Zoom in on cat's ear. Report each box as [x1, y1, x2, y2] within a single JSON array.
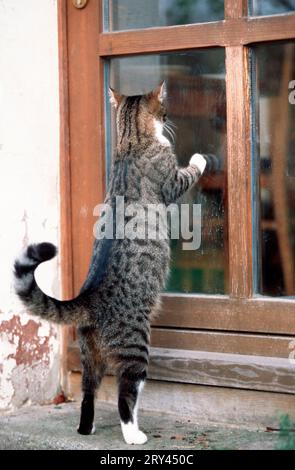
[[108, 87, 123, 109], [151, 81, 167, 103]]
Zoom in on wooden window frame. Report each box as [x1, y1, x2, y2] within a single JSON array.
[[58, 0, 295, 392]]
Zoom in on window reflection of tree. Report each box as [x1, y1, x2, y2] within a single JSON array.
[[165, 0, 223, 25], [165, 51, 227, 295], [257, 42, 295, 296], [252, 0, 295, 15]]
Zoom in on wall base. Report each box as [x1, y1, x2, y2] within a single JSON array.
[[69, 372, 295, 430]]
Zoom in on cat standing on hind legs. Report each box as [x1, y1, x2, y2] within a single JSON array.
[[14, 82, 207, 445]]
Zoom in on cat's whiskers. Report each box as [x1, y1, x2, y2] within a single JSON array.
[[166, 118, 177, 129], [164, 127, 175, 144], [164, 122, 176, 144], [165, 118, 177, 136]]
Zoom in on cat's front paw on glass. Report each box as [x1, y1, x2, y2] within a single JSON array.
[[189, 153, 207, 174]]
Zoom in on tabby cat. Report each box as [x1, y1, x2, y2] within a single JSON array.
[[14, 82, 206, 445]]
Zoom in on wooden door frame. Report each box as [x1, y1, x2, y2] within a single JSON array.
[[58, 0, 295, 394], [58, 0, 106, 389]]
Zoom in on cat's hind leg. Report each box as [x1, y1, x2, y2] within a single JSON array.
[[77, 329, 105, 435], [117, 365, 147, 445], [77, 361, 105, 435]]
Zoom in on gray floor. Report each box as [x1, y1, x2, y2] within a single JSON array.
[[0, 401, 289, 450]]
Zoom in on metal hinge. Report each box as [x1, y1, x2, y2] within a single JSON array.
[[73, 0, 88, 9]]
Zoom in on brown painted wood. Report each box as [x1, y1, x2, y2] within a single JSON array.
[[67, 341, 81, 372], [98, 15, 295, 57], [156, 294, 295, 334], [59, 0, 74, 301], [67, 0, 105, 294], [226, 46, 252, 298], [58, 0, 73, 392], [148, 348, 295, 394], [100, 21, 228, 56], [224, 0, 248, 19], [151, 328, 293, 357], [67, 344, 295, 394]]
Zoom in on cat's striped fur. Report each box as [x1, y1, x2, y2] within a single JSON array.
[[14, 83, 206, 444]]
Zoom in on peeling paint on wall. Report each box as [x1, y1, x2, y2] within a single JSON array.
[[0, 315, 60, 410], [0, 316, 51, 367]]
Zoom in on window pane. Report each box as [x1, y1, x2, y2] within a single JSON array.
[[254, 42, 295, 296], [106, 50, 227, 294], [250, 0, 295, 16], [104, 0, 224, 31]]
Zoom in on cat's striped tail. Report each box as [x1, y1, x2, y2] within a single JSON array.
[[14, 243, 92, 325]]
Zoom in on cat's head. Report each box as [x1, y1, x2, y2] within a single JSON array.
[[109, 82, 170, 148]]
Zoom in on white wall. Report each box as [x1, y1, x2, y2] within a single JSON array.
[[0, 0, 61, 410]]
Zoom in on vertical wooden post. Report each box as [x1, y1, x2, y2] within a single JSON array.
[[225, 1, 253, 299], [66, 0, 105, 294], [58, 0, 73, 394], [58, 0, 105, 390], [224, 0, 248, 19]]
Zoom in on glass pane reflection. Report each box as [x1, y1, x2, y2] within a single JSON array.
[[254, 42, 295, 296], [107, 50, 227, 294], [104, 0, 224, 31], [251, 0, 295, 16]]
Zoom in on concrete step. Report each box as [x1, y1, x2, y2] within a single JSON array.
[[0, 401, 287, 450]]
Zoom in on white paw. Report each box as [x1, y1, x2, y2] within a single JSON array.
[[190, 153, 207, 174], [124, 430, 148, 445], [121, 421, 148, 445]]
